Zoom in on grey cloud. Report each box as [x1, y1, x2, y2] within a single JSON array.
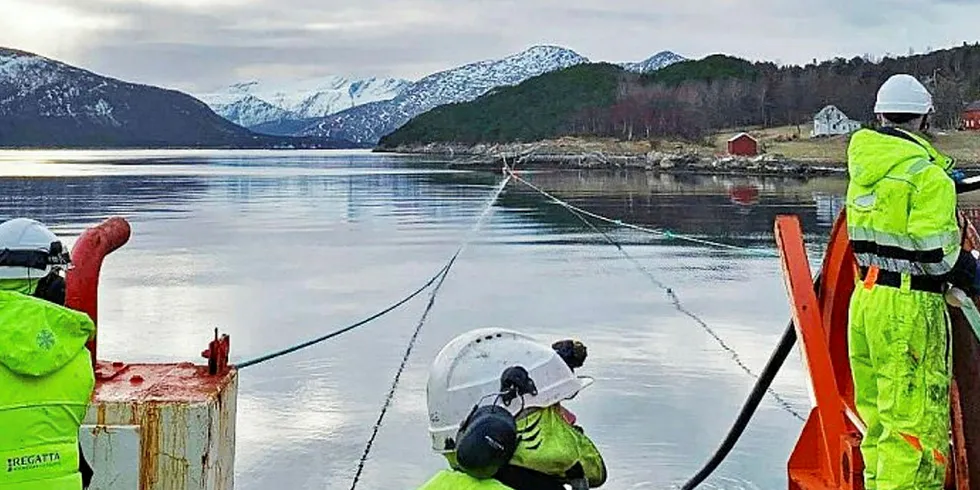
[[57, 0, 510, 90], [81, 30, 506, 93], [558, 6, 674, 25], [6, 0, 980, 93]]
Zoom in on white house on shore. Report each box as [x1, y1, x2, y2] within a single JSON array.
[[811, 105, 863, 137]]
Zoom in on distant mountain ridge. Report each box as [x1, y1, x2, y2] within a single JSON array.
[[199, 76, 412, 130], [620, 51, 688, 73], [0, 44, 683, 149], [292, 46, 686, 145], [0, 47, 356, 148]]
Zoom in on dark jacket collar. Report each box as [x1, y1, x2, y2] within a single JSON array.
[[494, 465, 567, 490]]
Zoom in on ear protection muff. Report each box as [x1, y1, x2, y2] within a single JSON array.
[[454, 365, 538, 480], [455, 404, 518, 479], [33, 270, 66, 306]]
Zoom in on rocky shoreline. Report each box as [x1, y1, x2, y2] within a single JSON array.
[[375, 141, 847, 176]]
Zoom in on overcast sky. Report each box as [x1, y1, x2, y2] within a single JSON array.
[[3, 0, 979, 94]]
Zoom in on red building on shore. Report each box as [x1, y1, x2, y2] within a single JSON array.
[[727, 133, 759, 156], [962, 101, 980, 130]]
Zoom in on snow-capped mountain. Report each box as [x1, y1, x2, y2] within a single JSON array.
[[621, 51, 687, 73], [206, 93, 298, 128], [0, 48, 355, 148], [198, 76, 411, 128], [298, 45, 591, 144]]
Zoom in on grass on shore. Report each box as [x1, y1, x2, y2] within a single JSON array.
[[533, 124, 980, 165], [718, 124, 848, 162], [708, 124, 980, 164]]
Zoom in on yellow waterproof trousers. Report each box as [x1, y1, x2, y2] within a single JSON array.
[[849, 273, 951, 490]]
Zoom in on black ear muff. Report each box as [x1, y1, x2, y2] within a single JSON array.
[[454, 364, 539, 480], [33, 272, 66, 306], [455, 404, 518, 480]]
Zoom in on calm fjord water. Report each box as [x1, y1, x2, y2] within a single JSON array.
[[0, 150, 848, 490]]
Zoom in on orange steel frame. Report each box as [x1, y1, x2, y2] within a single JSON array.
[[775, 211, 975, 490], [775, 213, 864, 490]]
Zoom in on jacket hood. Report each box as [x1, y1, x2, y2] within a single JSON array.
[[0, 290, 95, 376], [847, 128, 935, 186]]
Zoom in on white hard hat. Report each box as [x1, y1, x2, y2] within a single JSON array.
[[0, 218, 68, 279], [426, 328, 594, 453], [874, 74, 934, 115]]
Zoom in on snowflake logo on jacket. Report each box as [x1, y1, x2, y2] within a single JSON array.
[[36, 329, 55, 350]]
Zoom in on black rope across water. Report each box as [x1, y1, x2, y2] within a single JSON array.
[[234, 264, 451, 369], [234, 176, 511, 371], [348, 254, 456, 490], [667, 293, 805, 421], [349, 175, 511, 490], [506, 169, 805, 422]]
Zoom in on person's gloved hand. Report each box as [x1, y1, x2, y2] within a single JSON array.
[[552, 340, 587, 370], [950, 249, 980, 297], [951, 169, 967, 183]]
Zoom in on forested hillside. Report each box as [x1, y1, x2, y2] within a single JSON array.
[[378, 63, 622, 145], [379, 43, 980, 147]]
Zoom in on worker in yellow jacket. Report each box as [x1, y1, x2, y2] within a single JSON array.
[[0, 218, 96, 489], [846, 74, 980, 490], [417, 328, 607, 490]]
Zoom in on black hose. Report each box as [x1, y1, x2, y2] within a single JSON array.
[[678, 319, 797, 490], [679, 273, 821, 490]]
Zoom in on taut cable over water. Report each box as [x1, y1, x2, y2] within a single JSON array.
[[504, 168, 805, 421], [233, 266, 451, 369], [349, 175, 512, 490]]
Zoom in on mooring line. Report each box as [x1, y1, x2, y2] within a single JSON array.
[[505, 169, 779, 257], [349, 175, 511, 490], [506, 168, 805, 421], [234, 264, 450, 369], [235, 176, 511, 371]]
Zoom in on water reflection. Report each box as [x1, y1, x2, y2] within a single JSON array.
[[0, 175, 209, 234], [0, 152, 854, 490], [813, 192, 846, 228], [490, 170, 846, 251]]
